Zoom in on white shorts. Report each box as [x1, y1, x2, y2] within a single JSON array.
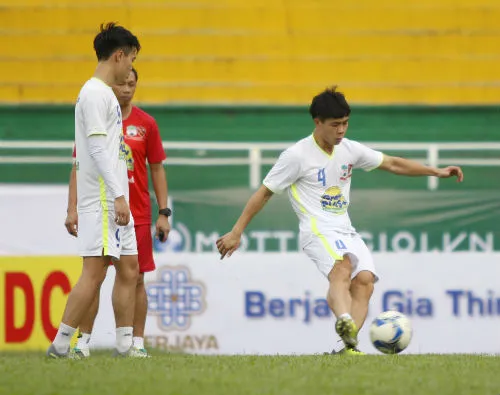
[[77, 207, 138, 260], [302, 231, 378, 281]]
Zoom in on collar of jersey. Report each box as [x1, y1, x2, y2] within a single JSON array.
[[91, 77, 111, 89], [311, 133, 335, 159]]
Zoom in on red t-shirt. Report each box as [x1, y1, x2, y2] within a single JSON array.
[[73, 106, 166, 225]]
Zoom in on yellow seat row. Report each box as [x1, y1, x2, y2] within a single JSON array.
[[1, 78, 497, 105], [2, 0, 500, 7], [0, 0, 499, 104], [2, 57, 498, 83], [2, 4, 500, 33], [3, 32, 499, 59]]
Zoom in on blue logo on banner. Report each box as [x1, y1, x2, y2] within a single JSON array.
[[146, 266, 206, 331]]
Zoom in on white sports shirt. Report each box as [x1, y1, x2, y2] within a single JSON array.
[[74, 77, 130, 213], [263, 135, 384, 243]]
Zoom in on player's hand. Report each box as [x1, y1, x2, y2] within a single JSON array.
[[64, 209, 78, 237], [436, 166, 464, 182], [114, 196, 130, 226], [156, 215, 171, 242], [216, 231, 241, 260]]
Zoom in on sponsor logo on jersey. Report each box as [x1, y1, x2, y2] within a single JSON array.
[[119, 135, 134, 171], [320, 186, 349, 214]]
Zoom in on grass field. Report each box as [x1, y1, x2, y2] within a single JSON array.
[[1, 352, 499, 395]]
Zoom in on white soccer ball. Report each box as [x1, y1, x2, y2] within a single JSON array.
[[369, 311, 412, 354]]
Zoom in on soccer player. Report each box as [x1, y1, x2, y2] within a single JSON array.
[[47, 23, 141, 358], [216, 87, 464, 354], [66, 68, 170, 357]]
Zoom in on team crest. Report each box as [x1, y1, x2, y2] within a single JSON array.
[[126, 125, 146, 140], [340, 164, 353, 181]]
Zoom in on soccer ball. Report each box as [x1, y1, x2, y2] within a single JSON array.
[[369, 311, 412, 354]]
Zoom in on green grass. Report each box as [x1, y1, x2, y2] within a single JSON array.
[[1, 352, 500, 395]]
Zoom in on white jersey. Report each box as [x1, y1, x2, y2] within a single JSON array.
[[75, 77, 130, 213], [263, 135, 383, 245]]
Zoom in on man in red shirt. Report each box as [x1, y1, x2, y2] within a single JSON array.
[[65, 68, 170, 357]]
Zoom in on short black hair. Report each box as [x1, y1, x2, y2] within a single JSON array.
[[309, 86, 351, 121], [93, 22, 141, 61], [131, 67, 138, 82]]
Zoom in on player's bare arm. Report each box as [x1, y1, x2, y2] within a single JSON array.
[[150, 162, 170, 242], [216, 185, 274, 259], [64, 163, 78, 237], [378, 155, 464, 182]]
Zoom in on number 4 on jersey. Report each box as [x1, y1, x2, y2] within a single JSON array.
[[335, 240, 347, 250], [318, 168, 326, 186]]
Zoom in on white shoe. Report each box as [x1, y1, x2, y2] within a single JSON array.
[[113, 346, 150, 358], [70, 347, 90, 359], [47, 344, 69, 359], [130, 347, 151, 358]]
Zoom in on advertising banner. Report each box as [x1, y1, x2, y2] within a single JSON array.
[[160, 188, 500, 253], [1, 186, 498, 256], [0, 186, 78, 255], [88, 253, 500, 355], [0, 256, 81, 351], [2, 253, 499, 354]]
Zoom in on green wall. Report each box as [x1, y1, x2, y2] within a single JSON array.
[[1, 106, 499, 187], [2, 105, 500, 142]]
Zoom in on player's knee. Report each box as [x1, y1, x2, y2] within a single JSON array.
[[136, 273, 145, 287], [83, 276, 105, 293], [117, 258, 139, 283], [351, 271, 375, 295], [81, 264, 107, 288], [353, 270, 375, 286], [126, 264, 139, 283], [90, 271, 107, 285], [328, 256, 352, 285]]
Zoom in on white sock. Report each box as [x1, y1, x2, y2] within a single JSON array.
[[76, 332, 91, 350], [52, 323, 76, 354], [116, 327, 133, 353], [133, 336, 144, 350], [339, 313, 353, 321]]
